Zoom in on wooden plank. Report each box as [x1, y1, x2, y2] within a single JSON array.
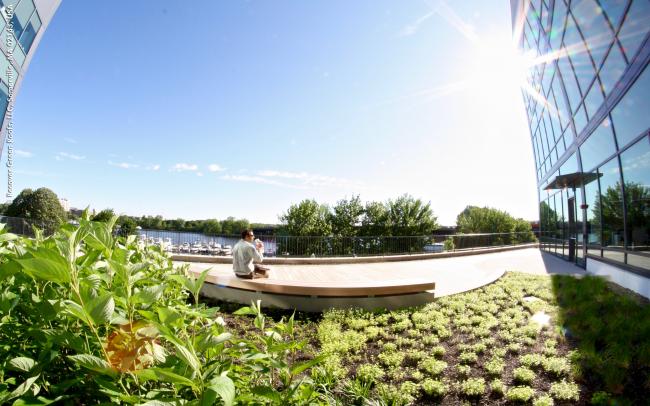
[[193, 269, 435, 297]]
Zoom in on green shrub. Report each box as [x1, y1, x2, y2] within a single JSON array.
[[422, 335, 440, 345], [506, 386, 535, 402], [513, 366, 536, 384], [421, 378, 447, 397], [519, 353, 544, 368], [533, 395, 555, 406], [590, 391, 611, 405], [400, 381, 420, 399], [378, 350, 404, 368], [443, 237, 455, 251], [549, 380, 580, 401], [356, 364, 385, 384], [490, 379, 505, 397], [456, 364, 471, 377], [382, 342, 397, 352], [406, 349, 426, 362], [542, 357, 571, 377], [375, 383, 415, 406], [484, 357, 505, 376], [421, 358, 447, 376], [430, 345, 446, 357], [459, 351, 478, 364], [460, 377, 486, 397]]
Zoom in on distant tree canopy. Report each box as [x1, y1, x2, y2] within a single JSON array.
[[279, 194, 439, 237], [592, 181, 649, 245], [5, 188, 67, 232], [92, 208, 115, 223], [456, 205, 535, 242]]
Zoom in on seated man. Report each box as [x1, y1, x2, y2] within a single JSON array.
[[232, 229, 269, 279]]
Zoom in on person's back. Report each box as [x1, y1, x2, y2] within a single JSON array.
[[232, 229, 268, 279]]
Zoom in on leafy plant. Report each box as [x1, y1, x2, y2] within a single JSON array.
[[356, 364, 385, 384], [421, 378, 447, 397], [533, 394, 555, 406], [549, 380, 580, 401], [490, 378, 505, 397], [506, 386, 535, 402], [460, 377, 485, 397], [513, 366, 536, 384], [420, 358, 447, 376]]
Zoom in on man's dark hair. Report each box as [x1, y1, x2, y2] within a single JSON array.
[[241, 229, 253, 239]]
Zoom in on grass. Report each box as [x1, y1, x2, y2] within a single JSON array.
[[212, 271, 649, 405]]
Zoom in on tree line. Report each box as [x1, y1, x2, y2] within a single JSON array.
[[1, 188, 535, 241]]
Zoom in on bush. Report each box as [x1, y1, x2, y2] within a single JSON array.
[[484, 357, 505, 376], [421, 358, 447, 376], [0, 218, 323, 404], [356, 364, 385, 384], [421, 379, 447, 397], [590, 391, 611, 405], [460, 377, 486, 397], [542, 357, 571, 377], [506, 386, 535, 402], [549, 380, 580, 401], [490, 379, 505, 397], [459, 351, 478, 364], [533, 395, 555, 406], [513, 366, 536, 384]]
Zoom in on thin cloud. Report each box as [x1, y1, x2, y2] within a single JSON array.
[[399, 11, 435, 37], [257, 169, 364, 189], [220, 174, 302, 189], [64, 137, 77, 144], [56, 152, 85, 161], [146, 164, 161, 171], [208, 164, 225, 172], [15, 149, 33, 158], [170, 163, 198, 172], [108, 160, 139, 169]]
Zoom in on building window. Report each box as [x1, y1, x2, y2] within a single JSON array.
[[599, 42, 627, 95], [596, 157, 625, 263], [617, 0, 650, 62], [620, 137, 650, 268], [580, 116, 617, 172], [610, 65, 650, 149]]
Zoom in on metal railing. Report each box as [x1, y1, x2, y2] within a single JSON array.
[[1, 217, 538, 258], [137, 229, 538, 257]]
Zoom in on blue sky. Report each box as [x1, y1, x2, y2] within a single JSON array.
[[4, 0, 537, 225]]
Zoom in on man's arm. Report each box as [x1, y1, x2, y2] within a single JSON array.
[[249, 244, 263, 263]]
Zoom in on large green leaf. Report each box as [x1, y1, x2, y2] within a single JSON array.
[[151, 368, 197, 389], [290, 355, 325, 376], [86, 294, 115, 325], [0, 232, 18, 243], [251, 386, 281, 403], [0, 260, 21, 280], [67, 354, 117, 377], [63, 300, 91, 325], [8, 374, 40, 400], [132, 285, 165, 305], [16, 256, 70, 285], [208, 375, 235, 406], [173, 343, 201, 376], [8, 357, 36, 373]]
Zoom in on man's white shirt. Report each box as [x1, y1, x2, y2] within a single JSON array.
[[232, 239, 264, 275]]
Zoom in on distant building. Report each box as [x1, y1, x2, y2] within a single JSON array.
[[58, 197, 69, 211], [511, 0, 649, 296], [0, 0, 62, 157]]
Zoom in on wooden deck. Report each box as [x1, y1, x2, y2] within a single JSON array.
[[191, 267, 435, 297]]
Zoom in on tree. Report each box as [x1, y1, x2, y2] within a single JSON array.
[[92, 208, 115, 223], [279, 199, 332, 236], [592, 181, 649, 246], [329, 195, 364, 237], [202, 219, 222, 235], [221, 217, 249, 235], [457, 205, 535, 245], [117, 216, 137, 237], [5, 187, 66, 233], [386, 194, 438, 236], [359, 201, 390, 236]]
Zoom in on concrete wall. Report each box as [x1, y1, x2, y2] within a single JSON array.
[[586, 257, 650, 299]]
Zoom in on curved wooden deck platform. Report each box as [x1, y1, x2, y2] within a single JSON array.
[[190, 267, 436, 312]]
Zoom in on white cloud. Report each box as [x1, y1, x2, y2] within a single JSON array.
[[108, 160, 139, 169], [171, 163, 198, 172], [220, 174, 302, 189], [15, 149, 33, 158], [64, 137, 77, 144], [56, 152, 85, 161], [146, 164, 161, 171], [208, 164, 225, 172], [257, 169, 364, 189], [197, 172, 204, 177]]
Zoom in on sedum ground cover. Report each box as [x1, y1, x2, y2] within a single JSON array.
[[307, 272, 650, 405], [1, 218, 648, 404]]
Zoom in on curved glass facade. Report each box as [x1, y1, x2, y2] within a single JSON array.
[[0, 0, 60, 156], [512, 0, 650, 274]]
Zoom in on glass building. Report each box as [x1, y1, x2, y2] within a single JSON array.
[[0, 0, 60, 156], [511, 0, 650, 294]]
